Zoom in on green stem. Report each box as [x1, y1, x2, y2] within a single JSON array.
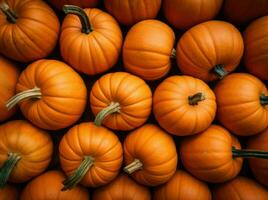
[[260, 94, 268, 105], [188, 92, 206, 105], [214, 64, 228, 79], [232, 147, 268, 159], [0, 3, 17, 23], [94, 102, 120, 126], [124, 159, 143, 174], [170, 48, 176, 59]]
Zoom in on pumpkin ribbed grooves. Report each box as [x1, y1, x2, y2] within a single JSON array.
[[124, 159, 143, 174], [214, 64, 228, 79], [232, 147, 268, 159], [94, 102, 121, 126], [188, 92, 206, 105], [0, 3, 17, 23], [260, 94, 268, 105]]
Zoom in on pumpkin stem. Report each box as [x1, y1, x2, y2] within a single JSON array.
[[260, 94, 268, 105], [214, 64, 228, 79], [170, 48, 176, 59], [5, 87, 41, 110], [63, 5, 92, 34], [124, 159, 143, 174], [188, 92, 206, 105], [0, 3, 17, 24], [62, 156, 94, 191], [94, 102, 121, 126], [232, 147, 268, 159], [0, 153, 21, 188]]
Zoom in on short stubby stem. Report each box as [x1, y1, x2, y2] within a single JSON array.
[[94, 102, 121, 126], [0, 3, 17, 24], [124, 159, 143, 174], [260, 94, 268, 106], [214, 64, 228, 79], [232, 147, 268, 159], [188, 92, 206, 105], [170, 48, 176, 59]]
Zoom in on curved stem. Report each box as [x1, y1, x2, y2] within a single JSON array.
[[260, 94, 268, 105], [62, 156, 94, 191], [0, 3, 17, 23], [63, 5, 92, 34], [94, 102, 120, 126], [124, 159, 143, 174], [232, 147, 268, 159], [188, 92, 206, 105], [214, 64, 228, 79], [170, 48, 176, 59]]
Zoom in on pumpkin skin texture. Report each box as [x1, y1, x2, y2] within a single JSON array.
[[0, 56, 19, 122], [180, 125, 243, 183], [153, 75, 216, 136], [163, 0, 223, 30], [51, 0, 98, 10], [123, 20, 175, 80], [123, 124, 178, 186], [214, 73, 268, 136], [90, 72, 152, 131], [92, 174, 151, 200], [20, 171, 89, 200], [104, 0, 161, 26], [0, 0, 60, 62], [0, 184, 19, 200], [176, 20, 244, 82], [153, 170, 211, 200]]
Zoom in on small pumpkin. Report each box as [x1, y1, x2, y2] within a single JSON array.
[[214, 73, 268, 136], [0, 184, 19, 200], [60, 5, 122, 75], [176, 20, 244, 82], [123, 124, 177, 186], [0, 0, 60, 62], [5, 59, 87, 130], [123, 19, 175, 80], [51, 0, 98, 10], [59, 122, 123, 189], [90, 72, 152, 131], [153, 75, 216, 136], [0, 120, 53, 187], [93, 174, 151, 200]]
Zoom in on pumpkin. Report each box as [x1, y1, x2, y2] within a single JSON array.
[[153, 75, 216, 136], [5, 59, 87, 130], [123, 19, 175, 80], [163, 0, 223, 30], [0, 120, 53, 187], [123, 124, 177, 186], [214, 73, 268, 136], [0, 56, 19, 122], [60, 5, 122, 75], [153, 170, 211, 200], [20, 171, 89, 200], [50, 0, 98, 10], [0, 0, 60, 62], [104, 0, 161, 26], [90, 72, 152, 131], [93, 174, 151, 200], [244, 16, 268, 80], [59, 122, 123, 189], [0, 184, 19, 200], [176, 20, 244, 82]]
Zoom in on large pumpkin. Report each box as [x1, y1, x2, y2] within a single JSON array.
[[214, 73, 268, 136], [0, 120, 53, 187], [59, 122, 123, 189], [123, 124, 177, 186], [60, 5, 122, 75], [123, 20, 175, 80], [176, 20, 244, 82], [5, 59, 87, 130], [50, 0, 98, 10], [0, 184, 19, 200], [153, 75, 216, 136], [104, 0, 161, 26], [90, 72, 152, 131], [0, 0, 60, 62]]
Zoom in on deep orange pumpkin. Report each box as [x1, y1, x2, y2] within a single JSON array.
[[0, 184, 19, 200], [51, 0, 98, 10]]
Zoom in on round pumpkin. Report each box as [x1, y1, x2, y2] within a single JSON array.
[[60, 5, 122, 75], [5, 59, 87, 130], [0, 56, 19, 122], [0, 120, 53, 186], [104, 0, 161, 26], [163, 0, 223, 30], [90, 72, 152, 131], [0, 184, 19, 200], [176, 20, 244, 82], [153, 75, 216, 136], [123, 124, 177, 186], [59, 122, 123, 189], [0, 0, 60, 62], [123, 19, 175, 80], [153, 170, 211, 200], [214, 73, 268, 136], [20, 171, 89, 200], [51, 0, 98, 10], [93, 174, 151, 200]]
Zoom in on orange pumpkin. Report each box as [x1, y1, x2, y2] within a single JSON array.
[[123, 20, 175, 80], [59, 122, 123, 189], [0, 56, 19, 122], [0, 120, 53, 186], [51, 0, 98, 10], [153, 75, 216, 136], [90, 72, 152, 131], [93, 174, 151, 200], [214, 73, 268, 136], [104, 0, 161, 26], [153, 170, 211, 200], [20, 171, 89, 200], [60, 5, 122, 75], [0, 0, 60, 62], [176, 20, 244, 82], [163, 0, 223, 30], [124, 124, 177, 186], [0, 184, 19, 200], [5, 59, 87, 130]]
